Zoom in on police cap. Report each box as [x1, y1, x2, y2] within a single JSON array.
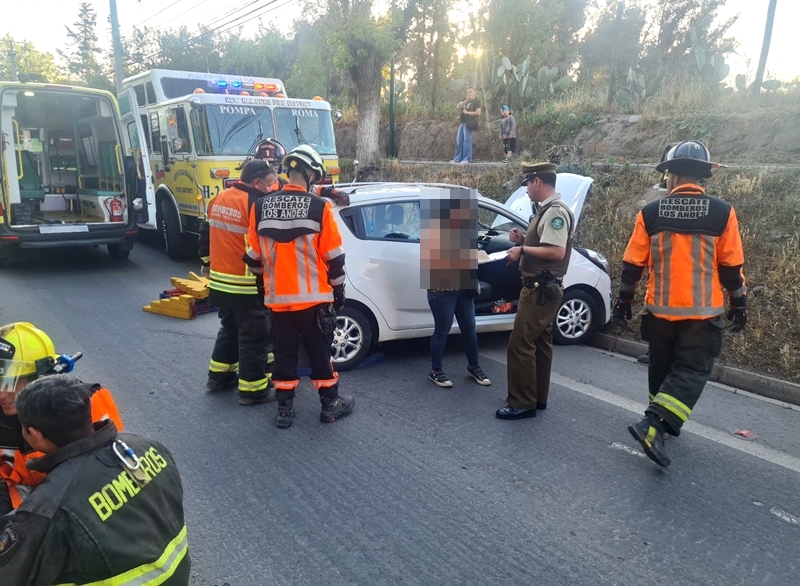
[[520, 162, 558, 186], [240, 159, 274, 183]]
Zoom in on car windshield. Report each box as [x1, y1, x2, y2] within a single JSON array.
[[479, 205, 523, 232], [274, 107, 337, 155], [191, 105, 276, 156]]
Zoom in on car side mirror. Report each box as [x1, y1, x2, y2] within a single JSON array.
[[334, 110, 342, 122]]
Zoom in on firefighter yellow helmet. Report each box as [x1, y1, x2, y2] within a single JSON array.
[[0, 322, 59, 394]]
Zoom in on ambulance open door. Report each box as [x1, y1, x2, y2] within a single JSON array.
[[119, 88, 157, 229]]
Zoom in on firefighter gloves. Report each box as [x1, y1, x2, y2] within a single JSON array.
[[612, 292, 635, 327], [333, 284, 346, 311], [320, 186, 350, 207], [727, 295, 748, 333]]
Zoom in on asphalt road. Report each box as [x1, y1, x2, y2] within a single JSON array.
[[2, 239, 799, 586]]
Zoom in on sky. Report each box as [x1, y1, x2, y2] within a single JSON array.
[[1, 0, 797, 81]]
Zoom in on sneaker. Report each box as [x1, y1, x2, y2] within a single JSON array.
[[206, 374, 237, 392], [628, 417, 671, 468], [320, 395, 355, 423], [451, 159, 460, 163], [276, 400, 295, 428], [460, 160, 470, 164], [238, 386, 276, 406], [428, 370, 453, 388], [503, 158, 509, 164], [466, 366, 491, 386]]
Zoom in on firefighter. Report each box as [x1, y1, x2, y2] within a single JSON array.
[[497, 162, 574, 420], [0, 322, 123, 516], [613, 140, 747, 468], [0, 375, 190, 584], [243, 145, 354, 429], [199, 159, 278, 405]]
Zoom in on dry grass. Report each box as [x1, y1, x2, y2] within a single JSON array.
[[354, 161, 800, 383]]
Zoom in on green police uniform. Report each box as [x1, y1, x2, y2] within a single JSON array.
[[0, 420, 190, 586], [507, 163, 574, 411]]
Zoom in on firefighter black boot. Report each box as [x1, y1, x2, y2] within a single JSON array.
[[320, 395, 355, 423], [276, 399, 295, 429], [206, 373, 237, 392], [628, 415, 671, 468]]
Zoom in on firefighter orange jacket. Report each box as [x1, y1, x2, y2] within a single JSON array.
[[620, 183, 746, 321], [244, 184, 346, 312], [0, 385, 123, 510]]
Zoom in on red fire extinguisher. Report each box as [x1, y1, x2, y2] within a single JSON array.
[[104, 196, 124, 223]]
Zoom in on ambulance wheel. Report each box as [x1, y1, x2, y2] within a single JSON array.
[[159, 199, 189, 259], [331, 306, 373, 371], [107, 243, 130, 260]]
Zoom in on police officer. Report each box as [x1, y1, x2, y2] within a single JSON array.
[[613, 140, 747, 468], [0, 375, 189, 584], [497, 162, 574, 420], [199, 159, 278, 405], [244, 145, 354, 429], [0, 322, 123, 515]]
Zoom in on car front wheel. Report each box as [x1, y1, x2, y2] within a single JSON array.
[[553, 289, 599, 345], [331, 306, 373, 371]]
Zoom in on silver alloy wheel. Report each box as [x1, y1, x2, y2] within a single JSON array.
[[556, 297, 592, 341], [332, 315, 365, 363]]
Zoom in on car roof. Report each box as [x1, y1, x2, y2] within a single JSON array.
[[332, 182, 503, 206]]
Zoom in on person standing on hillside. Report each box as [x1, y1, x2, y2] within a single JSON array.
[[612, 140, 747, 468], [452, 87, 481, 164], [499, 105, 516, 163]]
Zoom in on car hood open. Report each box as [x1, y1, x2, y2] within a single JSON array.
[[502, 173, 594, 224]]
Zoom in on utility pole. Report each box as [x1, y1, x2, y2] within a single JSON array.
[[109, 0, 125, 92], [606, 1, 624, 107], [8, 40, 18, 79], [388, 0, 396, 159], [753, 0, 778, 96]]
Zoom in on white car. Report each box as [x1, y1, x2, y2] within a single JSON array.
[[328, 175, 612, 370]]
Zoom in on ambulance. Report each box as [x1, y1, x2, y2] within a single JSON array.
[[0, 82, 142, 266], [119, 69, 341, 258]]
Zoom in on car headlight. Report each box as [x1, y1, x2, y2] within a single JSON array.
[[575, 247, 611, 275]]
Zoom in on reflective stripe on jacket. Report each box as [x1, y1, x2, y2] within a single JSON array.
[[244, 184, 346, 312], [0, 385, 123, 510], [205, 185, 259, 297], [621, 184, 746, 321], [1, 421, 190, 585]]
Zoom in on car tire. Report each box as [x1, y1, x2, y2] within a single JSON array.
[[0, 245, 19, 268], [553, 289, 599, 345], [159, 198, 189, 259], [107, 243, 130, 260], [331, 306, 373, 371]]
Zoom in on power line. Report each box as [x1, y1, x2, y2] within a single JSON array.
[[124, 0, 189, 33]]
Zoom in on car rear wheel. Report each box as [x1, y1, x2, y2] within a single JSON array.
[[331, 306, 373, 371], [553, 289, 598, 345]]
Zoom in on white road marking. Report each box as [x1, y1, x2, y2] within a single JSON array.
[[770, 507, 800, 526], [479, 346, 800, 475], [610, 442, 646, 458]]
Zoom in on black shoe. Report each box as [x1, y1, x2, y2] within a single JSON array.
[[495, 406, 537, 420], [276, 401, 295, 429], [428, 370, 453, 388], [637, 354, 650, 365], [320, 395, 355, 423], [536, 402, 546, 410], [467, 366, 491, 386], [239, 386, 276, 406], [206, 374, 237, 392], [628, 417, 671, 468]]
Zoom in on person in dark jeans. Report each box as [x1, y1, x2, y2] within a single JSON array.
[[427, 289, 490, 387]]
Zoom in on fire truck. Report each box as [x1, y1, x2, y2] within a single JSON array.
[[119, 69, 341, 258]]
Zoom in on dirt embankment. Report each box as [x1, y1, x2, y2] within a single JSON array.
[[335, 112, 800, 164]]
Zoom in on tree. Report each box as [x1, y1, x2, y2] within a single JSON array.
[[327, 0, 394, 164], [58, 2, 108, 88], [752, 0, 778, 95], [156, 26, 222, 73], [579, 3, 647, 85], [119, 26, 161, 76], [221, 25, 291, 78], [0, 36, 61, 82]]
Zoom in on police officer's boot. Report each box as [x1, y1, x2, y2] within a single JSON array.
[[628, 414, 671, 468], [320, 395, 355, 423], [276, 398, 295, 429]]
